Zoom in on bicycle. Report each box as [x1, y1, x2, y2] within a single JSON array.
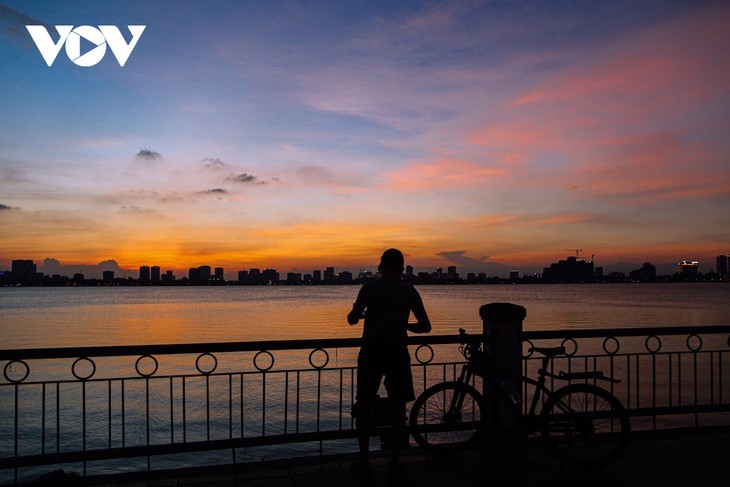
[[409, 329, 630, 468]]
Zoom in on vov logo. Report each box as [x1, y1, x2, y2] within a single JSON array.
[[26, 25, 146, 67]]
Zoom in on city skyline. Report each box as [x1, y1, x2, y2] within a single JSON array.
[[3, 252, 728, 282], [1, 1, 729, 274]]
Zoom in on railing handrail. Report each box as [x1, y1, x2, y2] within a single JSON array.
[[2, 325, 728, 361], [523, 325, 730, 340]]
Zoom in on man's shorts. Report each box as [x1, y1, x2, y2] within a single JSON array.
[[356, 341, 415, 405]]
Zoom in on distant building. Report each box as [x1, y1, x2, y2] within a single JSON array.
[[188, 267, 201, 283], [313, 270, 322, 282], [139, 265, 150, 282], [214, 267, 224, 280], [542, 256, 595, 282], [678, 261, 699, 275], [447, 266, 457, 281], [286, 272, 302, 284], [406, 265, 414, 278], [198, 266, 212, 282], [151, 266, 161, 282], [717, 255, 729, 276], [162, 270, 175, 282], [324, 267, 335, 283], [629, 262, 656, 282], [103, 270, 115, 282], [238, 270, 249, 284], [262, 268, 279, 284], [11, 259, 36, 282], [338, 271, 353, 283]]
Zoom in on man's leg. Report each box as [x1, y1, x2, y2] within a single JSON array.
[[390, 401, 406, 466], [356, 402, 372, 464]]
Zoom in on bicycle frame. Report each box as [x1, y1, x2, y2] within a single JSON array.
[[453, 337, 617, 433]]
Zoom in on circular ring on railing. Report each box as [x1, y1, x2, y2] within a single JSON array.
[[3, 359, 30, 384], [686, 334, 703, 352], [135, 354, 159, 377], [524, 339, 535, 358], [560, 338, 578, 357], [645, 335, 662, 354], [72, 357, 96, 381], [415, 344, 434, 364], [253, 350, 274, 372], [308, 348, 329, 369], [195, 352, 218, 375], [602, 336, 620, 355]]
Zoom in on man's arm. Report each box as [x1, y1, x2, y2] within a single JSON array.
[[406, 288, 431, 334], [347, 286, 367, 325]]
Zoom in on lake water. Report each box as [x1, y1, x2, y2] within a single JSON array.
[[1, 283, 729, 483], [2, 283, 729, 349]]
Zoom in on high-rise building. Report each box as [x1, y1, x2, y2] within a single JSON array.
[[542, 256, 595, 282], [238, 270, 249, 284], [11, 260, 36, 281], [324, 267, 335, 282], [717, 255, 729, 276], [447, 266, 457, 281], [678, 261, 699, 275], [103, 270, 115, 282], [151, 266, 161, 282], [262, 268, 279, 284], [139, 265, 150, 282], [198, 266, 211, 282], [405, 265, 413, 278], [189, 267, 201, 283], [313, 270, 322, 282], [214, 267, 224, 281]]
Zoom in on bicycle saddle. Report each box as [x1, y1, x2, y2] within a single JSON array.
[[528, 346, 565, 357]]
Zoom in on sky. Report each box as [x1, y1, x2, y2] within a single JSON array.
[[1, 0, 729, 278]]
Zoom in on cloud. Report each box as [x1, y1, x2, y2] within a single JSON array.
[[135, 149, 162, 161], [202, 157, 229, 169], [383, 158, 507, 191], [0, 203, 17, 210], [199, 188, 228, 194], [228, 173, 259, 184], [119, 205, 160, 216], [226, 173, 279, 186], [435, 250, 513, 275]]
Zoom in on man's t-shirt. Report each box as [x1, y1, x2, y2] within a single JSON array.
[[352, 278, 425, 342]]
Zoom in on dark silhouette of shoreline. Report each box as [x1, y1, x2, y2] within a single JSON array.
[[2, 254, 728, 287]]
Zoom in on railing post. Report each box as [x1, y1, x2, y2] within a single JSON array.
[[480, 302, 526, 441]]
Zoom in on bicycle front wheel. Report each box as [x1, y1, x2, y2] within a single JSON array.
[[540, 383, 630, 468], [409, 381, 486, 454]]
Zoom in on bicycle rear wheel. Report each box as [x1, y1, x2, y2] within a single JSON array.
[[540, 383, 630, 468], [409, 381, 486, 454]]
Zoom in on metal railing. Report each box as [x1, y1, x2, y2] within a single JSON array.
[[1, 325, 729, 484]]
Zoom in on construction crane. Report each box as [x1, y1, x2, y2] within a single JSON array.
[[563, 249, 583, 258]]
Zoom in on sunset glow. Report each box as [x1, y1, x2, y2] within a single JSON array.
[[1, 0, 728, 278]]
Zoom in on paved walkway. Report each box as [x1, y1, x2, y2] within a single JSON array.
[[39, 427, 730, 487]]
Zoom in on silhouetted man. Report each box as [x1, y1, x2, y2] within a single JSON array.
[[347, 248, 431, 479]]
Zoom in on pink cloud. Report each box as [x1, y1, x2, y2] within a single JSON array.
[[464, 4, 730, 203], [382, 158, 508, 191]]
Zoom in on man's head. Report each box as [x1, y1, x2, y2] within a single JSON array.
[[378, 248, 404, 278]]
